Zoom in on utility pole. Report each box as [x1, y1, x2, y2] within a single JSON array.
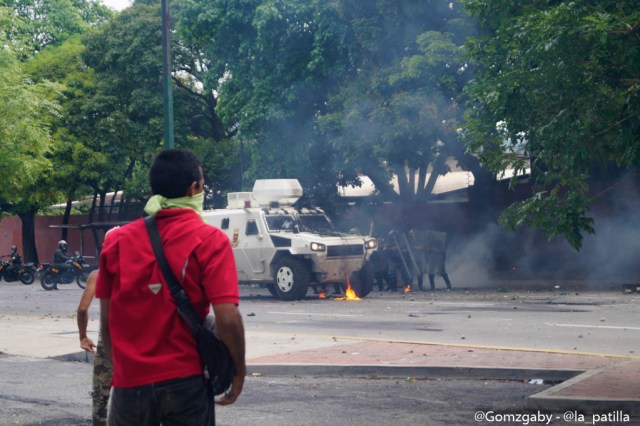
[[161, 0, 174, 148]]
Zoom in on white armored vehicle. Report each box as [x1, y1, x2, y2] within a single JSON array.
[[202, 179, 377, 300]]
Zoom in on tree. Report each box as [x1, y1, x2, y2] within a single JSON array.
[[24, 35, 106, 235], [0, 0, 112, 259], [174, 0, 355, 196], [0, 41, 59, 261], [318, 1, 475, 205], [1, 0, 111, 57], [175, 1, 479, 214], [462, 0, 640, 249], [79, 2, 235, 212]]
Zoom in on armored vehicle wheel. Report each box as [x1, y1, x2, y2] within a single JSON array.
[[274, 257, 310, 301], [40, 272, 57, 291], [344, 261, 375, 298]]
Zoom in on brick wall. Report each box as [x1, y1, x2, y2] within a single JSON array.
[[0, 215, 109, 265]]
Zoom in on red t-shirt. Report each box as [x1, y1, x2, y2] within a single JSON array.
[[96, 208, 239, 388]]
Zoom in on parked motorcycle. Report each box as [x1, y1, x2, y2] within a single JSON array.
[[40, 252, 89, 290], [0, 256, 36, 285]]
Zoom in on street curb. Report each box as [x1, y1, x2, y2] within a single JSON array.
[[51, 351, 94, 363], [246, 363, 582, 383]]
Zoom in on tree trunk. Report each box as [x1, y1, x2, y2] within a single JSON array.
[[464, 155, 500, 231], [408, 165, 416, 199], [396, 163, 412, 203], [62, 198, 73, 241], [424, 168, 439, 196], [89, 190, 98, 223], [108, 190, 119, 221], [416, 165, 427, 201], [18, 211, 38, 264], [98, 190, 107, 222], [364, 168, 397, 201]]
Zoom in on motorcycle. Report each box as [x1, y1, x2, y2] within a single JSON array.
[[40, 252, 90, 291], [0, 256, 36, 285]]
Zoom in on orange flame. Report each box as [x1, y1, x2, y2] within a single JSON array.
[[318, 289, 326, 299], [334, 275, 361, 301], [404, 284, 411, 294], [344, 282, 361, 300]]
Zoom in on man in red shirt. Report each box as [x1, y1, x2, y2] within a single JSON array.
[[96, 149, 246, 425]]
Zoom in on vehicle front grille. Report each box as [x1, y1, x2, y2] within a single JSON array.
[[327, 245, 363, 257]]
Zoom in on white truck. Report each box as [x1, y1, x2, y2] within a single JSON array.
[[202, 179, 377, 300]]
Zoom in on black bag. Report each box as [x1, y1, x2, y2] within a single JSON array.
[[145, 216, 235, 396], [198, 314, 235, 396]]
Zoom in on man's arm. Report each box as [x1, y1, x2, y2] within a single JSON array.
[[76, 270, 99, 353], [212, 303, 246, 405], [99, 298, 112, 363]]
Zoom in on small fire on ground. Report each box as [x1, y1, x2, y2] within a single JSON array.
[[333, 275, 361, 301], [404, 284, 411, 294]]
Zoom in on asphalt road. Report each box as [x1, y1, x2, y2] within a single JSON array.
[[239, 287, 639, 358], [0, 353, 548, 426], [2, 279, 637, 358]]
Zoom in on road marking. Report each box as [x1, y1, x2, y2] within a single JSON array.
[[545, 323, 640, 331], [268, 311, 363, 317]]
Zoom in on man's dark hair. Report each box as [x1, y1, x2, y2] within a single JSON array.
[[149, 149, 203, 198]]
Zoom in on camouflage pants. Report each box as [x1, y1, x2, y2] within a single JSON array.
[[93, 336, 113, 426]]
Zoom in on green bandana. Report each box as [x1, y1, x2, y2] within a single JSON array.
[[144, 191, 204, 217]]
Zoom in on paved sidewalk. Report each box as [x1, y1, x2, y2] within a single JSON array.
[[247, 339, 640, 416]]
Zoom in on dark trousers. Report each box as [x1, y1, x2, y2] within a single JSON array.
[[108, 375, 213, 426], [428, 273, 452, 289]]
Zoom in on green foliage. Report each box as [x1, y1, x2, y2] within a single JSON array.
[[463, 0, 640, 249], [0, 42, 58, 214], [76, 2, 172, 213], [175, 0, 476, 206], [319, 1, 474, 202], [1, 0, 112, 57], [24, 35, 110, 212], [175, 0, 356, 196], [0, 0, 116, 223]]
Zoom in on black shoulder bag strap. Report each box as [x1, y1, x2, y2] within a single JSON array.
[[144, 215, 201, 337]]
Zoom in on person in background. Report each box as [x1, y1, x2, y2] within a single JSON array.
[[369, 236, 390, 291], [9, 245, 21, 265], [97, 149, 246, 426], [54, 240, 73, 264], [77, 269, 112, 426], [425, 231, 452, 291], [409, 229, 428, 291]]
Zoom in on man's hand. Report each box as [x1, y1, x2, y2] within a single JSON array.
[[212, 303, 246, 406], [215, 369, 246, 405], [80, 336, 97, 353]]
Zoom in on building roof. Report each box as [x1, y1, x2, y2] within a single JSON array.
[[337, 171, 475, 198]]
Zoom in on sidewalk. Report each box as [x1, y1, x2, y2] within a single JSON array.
[[1, 315, 638, 418], [247, 339, 640, 416]]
